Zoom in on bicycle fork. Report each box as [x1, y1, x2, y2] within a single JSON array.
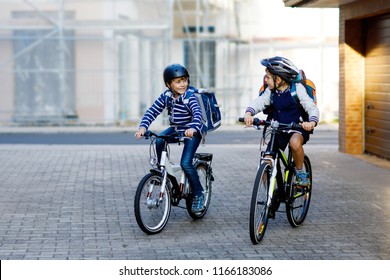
[[146, 150, 189, 208], [261, 156, 278, 208], [146, 150, 169, 209], [146, 174, 166, 209]]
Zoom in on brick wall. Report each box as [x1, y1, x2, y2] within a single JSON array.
[[339, 0, 390, 154], [339, 14, 364, 154], [339, 15, 364, 154]]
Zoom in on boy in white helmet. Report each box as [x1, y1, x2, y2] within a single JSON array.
[[243, 56, 319, 186]]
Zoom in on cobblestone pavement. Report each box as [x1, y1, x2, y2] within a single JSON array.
[[0, 137, 389, 260]]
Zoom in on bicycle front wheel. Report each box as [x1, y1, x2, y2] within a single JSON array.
[[286, 155, 312, 227], [134, 173, 171, 234], [186, 163, 212, 219], [249, 162, 271, 244]]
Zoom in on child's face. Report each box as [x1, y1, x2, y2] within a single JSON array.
[[264, 70, 275, 90], [264, 69, 283, 90], [169, 76, 189, 95]]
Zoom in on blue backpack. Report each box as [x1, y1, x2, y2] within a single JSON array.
[[192, 88, 221, 133], [166, 87, 221, 141]]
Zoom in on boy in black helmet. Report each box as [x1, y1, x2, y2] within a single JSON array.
[[243, 56, 319, 186], [135, 64, 205, 212]]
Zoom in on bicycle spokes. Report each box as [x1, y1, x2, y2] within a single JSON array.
[[256, 208, 267, 234], [286, 156, 312, 227], [145, 191, 166, 209], [134, 174, 171, 235], [250, 162, 271, 244]]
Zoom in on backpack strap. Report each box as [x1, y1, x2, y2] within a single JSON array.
[[165, 89, 194, 114], [164, 90, 174, 115], [290, 83, 300, 105], [182, 88, 209, 143], [181, 88, 195, 113]]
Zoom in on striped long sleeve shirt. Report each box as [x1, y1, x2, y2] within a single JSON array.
[[139, 87, 203, 133]]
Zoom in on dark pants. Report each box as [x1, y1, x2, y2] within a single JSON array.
[[268, 128, 310, 153], [156, 127, 203, 196]]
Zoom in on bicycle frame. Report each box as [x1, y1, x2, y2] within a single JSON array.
[[258, 121, 293, 208], [134, 130, 213, 235], [266, 149, 296, 205], [239, 117, 313, 243], [147, 135, 191, 207]]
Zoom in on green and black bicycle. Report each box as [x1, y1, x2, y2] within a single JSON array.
[[239, 118, 313, 244]]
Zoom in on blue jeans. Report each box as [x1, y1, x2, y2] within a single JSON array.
[[156, 127, 203, 196]]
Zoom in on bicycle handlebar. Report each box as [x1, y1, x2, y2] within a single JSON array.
[[238, 117, 301, 130], [144, 130, 194, 141]]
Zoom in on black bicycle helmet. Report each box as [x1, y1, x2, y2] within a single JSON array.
[[163, 64, 190, 84], [260, 56, 299, 82]]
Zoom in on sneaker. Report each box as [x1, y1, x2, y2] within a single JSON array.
[[295, 170, 310, 186], [191, 194, 205, 212]]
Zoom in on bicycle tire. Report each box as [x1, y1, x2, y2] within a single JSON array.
[[249, 162, 271, 244], [134, 173, 171, 234], [186, 163, 212, 219], [286, 155, 312, 227]]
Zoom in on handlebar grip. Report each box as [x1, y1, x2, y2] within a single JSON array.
[[238, 117, 264, 126], [253, 118, 264, 126], [144, 130, 158, 139], [144, 130, 151, 139], [290, 122, 302, 129]]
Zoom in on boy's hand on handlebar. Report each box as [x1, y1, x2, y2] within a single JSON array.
[[300, 121, 316, 132], [135, 127, 146, 139], [244, 112, 254, 127], [184, 128, 196, 138]]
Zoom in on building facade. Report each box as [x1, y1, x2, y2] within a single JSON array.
[[0, 0, 339, 127], [285, 0, 390, 159]]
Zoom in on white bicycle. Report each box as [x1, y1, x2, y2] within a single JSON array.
[[134, 130, 214, 235]]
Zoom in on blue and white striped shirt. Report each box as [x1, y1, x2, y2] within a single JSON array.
[[139, 86, 203, 133]]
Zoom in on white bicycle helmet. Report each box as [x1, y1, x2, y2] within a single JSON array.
[[261, 56, 299, 82]]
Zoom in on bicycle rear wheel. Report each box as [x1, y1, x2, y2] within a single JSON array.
[[134, 173, 171, 234], [249, 162, 271, 244], [186, 163, 212, 219], [286, 155, 312, 227]]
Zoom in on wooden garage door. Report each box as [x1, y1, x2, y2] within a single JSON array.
[[364, 13, 390, 159]]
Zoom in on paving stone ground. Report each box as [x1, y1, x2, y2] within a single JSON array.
[[0, 137, 389, 260]]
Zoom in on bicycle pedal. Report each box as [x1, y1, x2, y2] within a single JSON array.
[[171, 199, 180, 206], [295, 186, 309, 195]]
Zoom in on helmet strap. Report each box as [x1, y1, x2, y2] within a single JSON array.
[[272, 75, 278, 93], [274, 76, 288, 91]]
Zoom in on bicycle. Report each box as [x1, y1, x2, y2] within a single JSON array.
[[134, 130, 214, 235], [238, 117, 313, 244]]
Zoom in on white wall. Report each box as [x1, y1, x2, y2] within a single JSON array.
[[232, 0, 339, 123]]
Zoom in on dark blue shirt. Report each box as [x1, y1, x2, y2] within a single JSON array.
[[272, 86, 304, 124]]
